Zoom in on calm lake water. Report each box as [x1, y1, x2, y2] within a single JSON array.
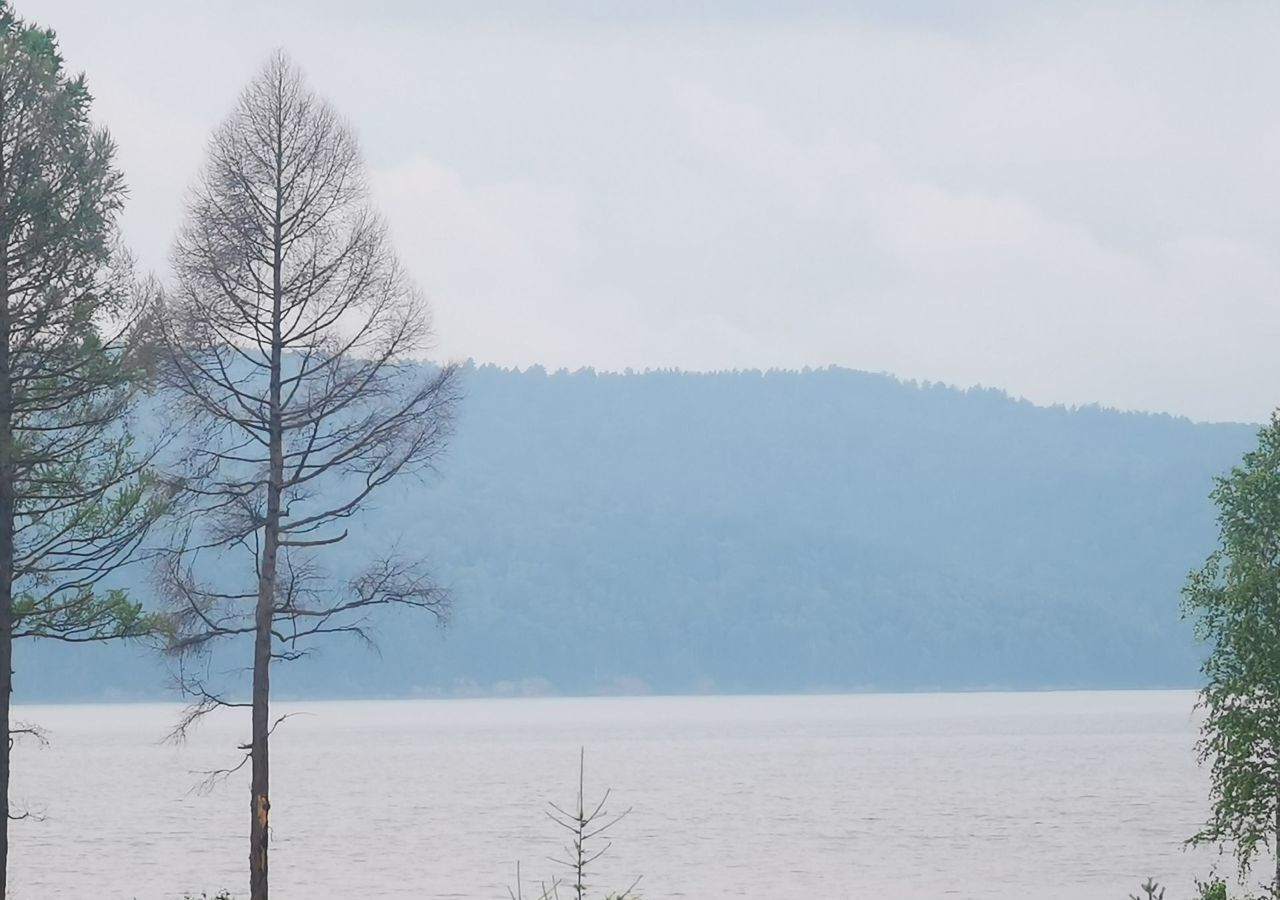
[[11, 691, 1218, 899]]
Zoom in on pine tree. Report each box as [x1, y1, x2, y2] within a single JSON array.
[[0, 5, 166, 893]]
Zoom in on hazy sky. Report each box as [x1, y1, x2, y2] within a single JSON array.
[[33, 0, 1280, 422]]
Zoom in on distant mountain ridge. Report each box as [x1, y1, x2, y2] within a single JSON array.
[[20, 364, 1256, 701]]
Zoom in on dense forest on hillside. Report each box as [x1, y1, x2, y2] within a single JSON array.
[[21, 364, 1256, 701]]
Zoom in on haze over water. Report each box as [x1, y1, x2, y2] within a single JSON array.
[[10, 691, 1215, 899]]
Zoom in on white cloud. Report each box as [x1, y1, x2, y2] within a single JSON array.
[[33, 0, 1280, 421]]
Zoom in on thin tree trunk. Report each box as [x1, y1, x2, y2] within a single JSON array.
[[0, 436, 11, 900], [249, 519, 275, 900], [250, 138, 287, 900], [249, 346, 283, 897], [0, 253, 14, 900], [0, 623, 9, 900]]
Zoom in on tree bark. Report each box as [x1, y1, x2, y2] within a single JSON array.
[[0, 253, 13, 900], [249, 518, 275, 900], [250, 126, 287, 900], [249, 308, 283, 898]]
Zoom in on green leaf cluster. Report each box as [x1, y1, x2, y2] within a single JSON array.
[[0, 0, 164, 646], [1185, 416, 1280, 888]]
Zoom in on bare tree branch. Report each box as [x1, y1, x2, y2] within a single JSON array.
[[152, 52, 458, 900]]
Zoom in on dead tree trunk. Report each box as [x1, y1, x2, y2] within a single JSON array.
[[249, 135, 289, 900], [249, 508, 277, 900], [249, 567, 273, 900], [156, 52, 458, 900]]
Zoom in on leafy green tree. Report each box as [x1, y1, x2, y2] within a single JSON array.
[[1185, 415, 1280, 896], [0, 3, 167, 893]]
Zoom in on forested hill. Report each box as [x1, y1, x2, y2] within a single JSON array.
[[21, 364, 1257, 701]]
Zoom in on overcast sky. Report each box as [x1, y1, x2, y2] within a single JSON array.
[[32, 0, 1280, 422]]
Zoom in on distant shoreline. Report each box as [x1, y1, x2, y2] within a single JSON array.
[[12, 684, 1203, 708]]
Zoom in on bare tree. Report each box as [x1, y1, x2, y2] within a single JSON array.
[[154, 52, 458, 900], [510, 749, 640, 900], [1129, 880, 1165, 900], [0, 5, 169, 895]]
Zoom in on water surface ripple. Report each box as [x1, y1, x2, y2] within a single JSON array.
[[12, 691, 1212, 899]]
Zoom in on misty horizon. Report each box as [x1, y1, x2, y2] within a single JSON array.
[[32, 0, 1280, 423], [435, 359, 1270, 427]]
